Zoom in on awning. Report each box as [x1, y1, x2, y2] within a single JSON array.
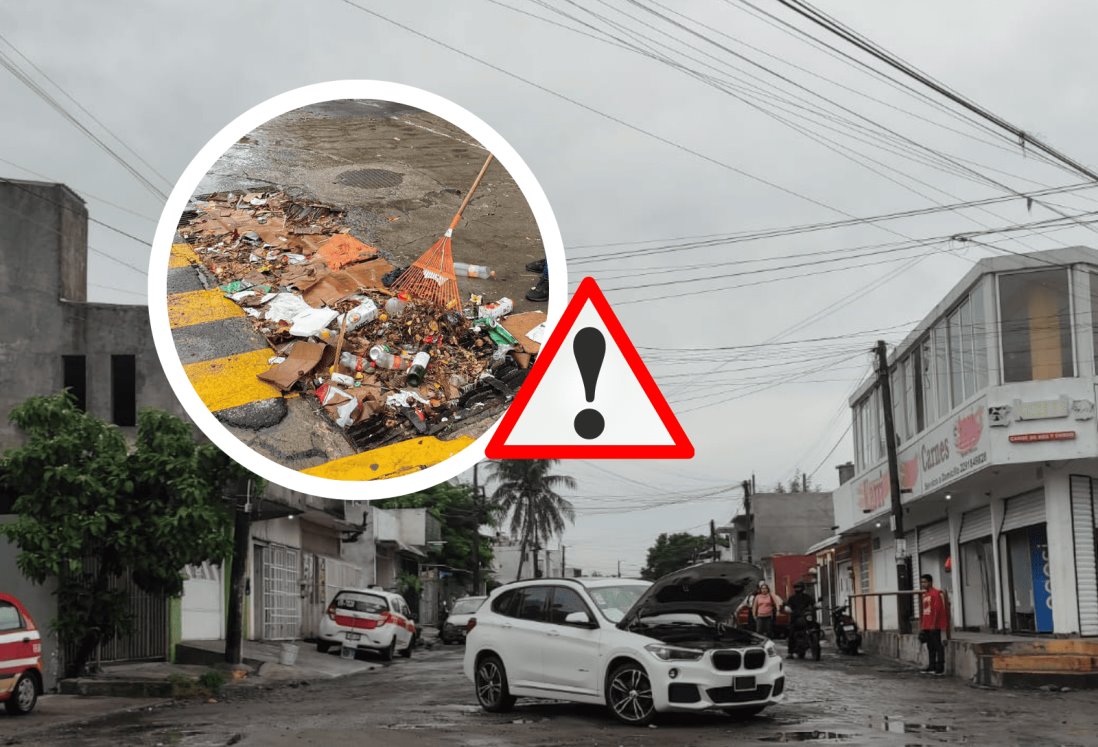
[[378, 539, 427, 558], [806, 535, 840, 554]]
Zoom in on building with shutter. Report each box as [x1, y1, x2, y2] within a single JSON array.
[[828, 247, 1098, 638]]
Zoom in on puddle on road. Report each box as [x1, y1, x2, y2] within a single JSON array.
[[869, 717, 965, 741], [758, 732, 852, 743]]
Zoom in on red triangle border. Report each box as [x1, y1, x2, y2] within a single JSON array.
[[485, 276, 694, 459]]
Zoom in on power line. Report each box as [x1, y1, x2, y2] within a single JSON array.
[[774, 0, 1098, 182]]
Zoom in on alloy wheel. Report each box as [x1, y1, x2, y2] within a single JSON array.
[[15, 676, 35, 712], [477, 660, 503, 707], [608, 665, 654, 725]]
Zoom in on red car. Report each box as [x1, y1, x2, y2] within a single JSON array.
[[0, 593, 43, 715]]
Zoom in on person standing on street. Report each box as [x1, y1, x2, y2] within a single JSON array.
[[919, 573, 949, 675], [751, 583, 782, 638]]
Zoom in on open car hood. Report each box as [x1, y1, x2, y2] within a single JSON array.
[[617, 561, 763, 629]]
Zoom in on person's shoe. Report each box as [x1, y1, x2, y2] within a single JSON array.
[[918, 667, 934, 674], [525, 276, 549, 302], [525, 258, 546, 274], [933, 670, 947, 676]]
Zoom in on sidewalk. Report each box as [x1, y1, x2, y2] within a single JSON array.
[[60, 634, 423, 698], [0, 695, 167, 740]]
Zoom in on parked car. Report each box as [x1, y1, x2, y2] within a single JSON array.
[[317, 588, 416, 661], [440, 596, 487, 645], [0, 593, 43, 715], [463, 562, 784, 726]]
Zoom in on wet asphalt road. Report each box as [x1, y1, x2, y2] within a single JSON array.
[[6, 644, 1094, 746]]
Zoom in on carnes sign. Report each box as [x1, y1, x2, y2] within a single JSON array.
[[856, 398, 989, 512]]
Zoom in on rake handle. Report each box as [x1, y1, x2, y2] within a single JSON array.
[[448, 153, 494, 231]]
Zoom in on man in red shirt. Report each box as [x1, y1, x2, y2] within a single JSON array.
[[919, 573, 949, 675]]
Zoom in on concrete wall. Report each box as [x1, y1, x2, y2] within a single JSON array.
[[751, 492, 835, 559], [0, 517, 62, 691]]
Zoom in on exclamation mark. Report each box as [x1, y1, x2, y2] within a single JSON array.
[[573, 327, 605, 439]]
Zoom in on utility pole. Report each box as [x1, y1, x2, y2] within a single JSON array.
[[471, 464, 481, 595], [560, 544, 566, 576], [742, 479, 753, 563], [710, 519, 717, 562], [225, 478, 253, 666], [876, 340, 913, 634], [617, 560, 622, 578]]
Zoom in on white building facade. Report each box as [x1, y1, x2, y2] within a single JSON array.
[[832, 247, 1098, 637]]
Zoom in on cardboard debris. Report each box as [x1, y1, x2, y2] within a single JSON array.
[[318, 234, 379, 270], [257, 342, 326, 391], [300, 270, 365, 308], [500, 311, 548, 354], [344, 258, 396, 292]]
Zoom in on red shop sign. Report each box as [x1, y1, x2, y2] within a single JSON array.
[[1008, 431, 1076, 443]]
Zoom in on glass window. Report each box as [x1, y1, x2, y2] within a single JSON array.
[[111, 354, 137, 427], [911, 348, 925, 434], [547, 587, 590, 625], [516, 586, 551, 622], [949, 305, 965, 408], [0, 601, 23, 632], [921, 337, 936, 426], [492, 589, 521, 617], [933, 324, 950, 416], [451, 598, 484, 616], [891, 368, 905, 444], [587, 584, 648, 622], [970, 283, 989, 390], [999, 269, 1074, 382], [333, 591, 388, 614]]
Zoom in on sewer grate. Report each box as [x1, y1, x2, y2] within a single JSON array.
[[335, 168, 404, 189]]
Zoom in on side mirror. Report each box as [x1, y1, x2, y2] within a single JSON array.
[[565, 611, 595, 627]]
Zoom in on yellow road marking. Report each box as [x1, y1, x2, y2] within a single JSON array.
[[302, 436, 475, 481], [169, 243, 200, 269], [183, 349, 281, 412], [168, 289, 242, 329]]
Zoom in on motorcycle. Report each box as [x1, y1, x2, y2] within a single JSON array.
[[786, 606, 823, 661], [831, 603, 862, 655]]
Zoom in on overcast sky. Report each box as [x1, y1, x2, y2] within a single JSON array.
[[5, 1, 1098, 576]]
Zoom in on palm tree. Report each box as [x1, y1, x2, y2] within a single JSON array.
[[489, 460, 577, 580]]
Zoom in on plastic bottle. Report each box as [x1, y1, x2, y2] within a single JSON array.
[[453, 262, 495, 279], [368, 345, 411, 370], [384, 292, 411, 318], [340, 351, 370, 372], [406, 345, 433, 387]]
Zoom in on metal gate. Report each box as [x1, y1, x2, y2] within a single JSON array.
[[1070, 476, 1098, 635], [256, 543, 301, 640], [1002, 490, 1046, 533], [63, 558, 168, 666]]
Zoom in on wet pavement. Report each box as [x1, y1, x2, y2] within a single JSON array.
[[4, 644, 1093, 746]]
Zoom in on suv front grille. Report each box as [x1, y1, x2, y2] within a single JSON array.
[[743, 649, 767, 670], [712, 651, 742, 671]]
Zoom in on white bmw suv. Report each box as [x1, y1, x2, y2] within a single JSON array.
[[463, 562, 784, 726]]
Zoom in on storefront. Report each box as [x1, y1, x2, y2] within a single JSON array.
[[999, 491, 1051, 633], [958, 507, 996, 630]]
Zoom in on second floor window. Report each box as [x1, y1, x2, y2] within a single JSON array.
[[999, 269, 1074, 382]]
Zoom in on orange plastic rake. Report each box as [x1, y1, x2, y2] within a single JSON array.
[[390, 153, 494, 309]]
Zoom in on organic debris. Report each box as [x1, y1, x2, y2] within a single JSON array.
[[177, 191, 533, 448]]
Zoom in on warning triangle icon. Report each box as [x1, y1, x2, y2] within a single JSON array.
[[486, 277, 694, 459]]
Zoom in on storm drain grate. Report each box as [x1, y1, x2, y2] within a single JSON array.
[[336, 168, 404, 189]]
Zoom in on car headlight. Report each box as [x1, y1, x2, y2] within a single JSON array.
[[765, 642, 780, 658], [644, 643, 704, 661]]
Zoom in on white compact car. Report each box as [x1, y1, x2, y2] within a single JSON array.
[[440, 596, 487, 645], [317, 588, 416, 661], [463, 562, 784, 726]]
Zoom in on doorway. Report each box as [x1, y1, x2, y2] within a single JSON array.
[[960, 538, 996, 630]]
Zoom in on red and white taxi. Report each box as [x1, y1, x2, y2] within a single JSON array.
[[0, 593, 43, 715], [317, 588, 416, 661]]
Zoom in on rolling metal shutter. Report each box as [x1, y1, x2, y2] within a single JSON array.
[[1069, 476, 1098, 636], [959, 507, 993, 545], [918, 521, 950, 551], [1001, 491, 1046, 533]]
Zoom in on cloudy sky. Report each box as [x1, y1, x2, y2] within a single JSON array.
[[5, 1, 1098, 576]]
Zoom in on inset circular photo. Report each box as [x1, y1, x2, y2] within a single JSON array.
[[149, 82, 565, 500]]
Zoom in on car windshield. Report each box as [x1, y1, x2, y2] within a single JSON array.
[[451, 598, 484, 615], [334, 592, 389, 614], [585, 584, 648, 622]]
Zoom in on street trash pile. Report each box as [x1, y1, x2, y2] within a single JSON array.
[[177, 191, 545, 447]]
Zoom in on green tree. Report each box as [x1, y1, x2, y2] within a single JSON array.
[[0, 393, 260, 677], [489, 460, 576, 580], [640, 532, 710, 580]]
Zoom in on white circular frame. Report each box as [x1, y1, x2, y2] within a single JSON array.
[[149, 80, 566, 500]]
